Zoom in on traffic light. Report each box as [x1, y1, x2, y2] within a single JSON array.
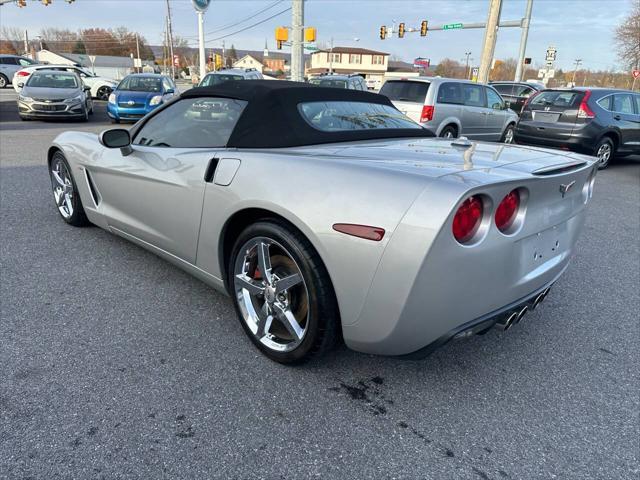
[[379, 26, 387, 40], [304, 27, 316, 43], [420, 20, 428, 36], [42, 0, 52, 5], [277, 40, 283, 50], [398, 23, 405, 38], [524, 57, 532, 64]]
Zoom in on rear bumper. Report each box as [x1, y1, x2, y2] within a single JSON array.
[[342, 165, 594, 356], [514, 123, 597, 154]]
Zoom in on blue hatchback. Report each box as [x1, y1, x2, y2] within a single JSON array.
[[107, 74, 177, 123]]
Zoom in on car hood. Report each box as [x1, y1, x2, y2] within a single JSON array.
[[114, 91, 159, 103], [275, 137, 594, 179], [21, 86, 79, 99]]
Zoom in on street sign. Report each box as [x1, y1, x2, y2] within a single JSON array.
[[471, 67, 479, 82], [191, 0, 211, 12], [134, 58, 142, 68], [537, 69, 545, 79], [545, 46, 557, 62], [546, 60, 554, 67], [633, 70, 640, 79], [88, 55, 96, 64], [304, 45, 319, 51], [413, 57, 430, 68], [443, 23, 463, 30]]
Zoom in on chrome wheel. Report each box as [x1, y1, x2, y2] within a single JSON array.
[[503, 126, 514, 144], [233, 237, 308, 353], [0, 75, 7, 88], [50, 157, 74, 219], [596, 142, 612, 167]]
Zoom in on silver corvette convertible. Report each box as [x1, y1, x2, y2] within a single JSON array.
[[48, 81, 597, 364]]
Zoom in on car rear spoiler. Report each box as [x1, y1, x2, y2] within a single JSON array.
[[531, 160, 588, 176]]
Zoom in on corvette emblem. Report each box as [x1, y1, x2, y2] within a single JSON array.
[[559, 181, 575, 198]]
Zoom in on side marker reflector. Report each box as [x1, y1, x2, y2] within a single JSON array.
[[332, 223, 385, 241]]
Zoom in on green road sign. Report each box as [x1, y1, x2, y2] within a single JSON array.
[[304, 46, 319, 51], [443, 23, 463, 30]]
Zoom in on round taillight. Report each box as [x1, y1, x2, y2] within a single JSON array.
[[495, 190, 520, 232], [452, 196, 483, 243]]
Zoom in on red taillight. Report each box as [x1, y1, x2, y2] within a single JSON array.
[[420, 105, 434, 123], [17, 70, 30, 77], [452, 196, 483, 243], [333, 223, 385, 241], [577, 90, 595, 119], [495, 189, 520, 232]]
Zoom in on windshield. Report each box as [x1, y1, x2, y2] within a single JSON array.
[[309, 78, 348, 89], [380, 80, 430, 104], [27, 72, 78, 89], [118, 76, 163, 92], [299, 101, 421, 132], [200, 74, 244, 87]]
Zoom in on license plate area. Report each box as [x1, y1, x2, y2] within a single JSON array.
[[532, 111, 560, 122], [517, 222, 570, 276]]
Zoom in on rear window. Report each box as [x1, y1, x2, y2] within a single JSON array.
[[492, 84, 515, 96], [379, 80, 429, 104], [200, 74, 244, 86], [309, 78, 348, 89], [298, 101, 421, 132], [530, 91, 583, 109]]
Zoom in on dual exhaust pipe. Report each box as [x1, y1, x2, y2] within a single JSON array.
[[495, 287, 551, 331]]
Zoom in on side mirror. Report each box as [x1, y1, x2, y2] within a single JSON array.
[[503, 101, 511, 110], [99, 128, 132, 155], [83, 85, 91, 92], [17, 82, 24, 88]]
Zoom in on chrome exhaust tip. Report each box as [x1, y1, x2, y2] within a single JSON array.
[[514, 305, 528, 324], [499, 311, 519, 331]]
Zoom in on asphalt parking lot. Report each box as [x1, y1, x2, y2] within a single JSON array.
[[1, 87, 638, 480]]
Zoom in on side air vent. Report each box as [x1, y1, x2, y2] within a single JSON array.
[[84, 169, 101, 206], [532, 161, 587, 176]]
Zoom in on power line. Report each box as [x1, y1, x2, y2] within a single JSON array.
[[204, 7, 291, 44]]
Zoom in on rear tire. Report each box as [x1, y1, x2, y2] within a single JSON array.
[[228, 219, 339, 364], [49, 151, 90, 227], [0, 74, 8, 89], [439, 125, 458, 139], [594, 137, 614, 169], [501, 124, 515, 144]]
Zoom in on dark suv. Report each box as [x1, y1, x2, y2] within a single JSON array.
[[490, 81, 544, 114], [514, 88, 640, 168]]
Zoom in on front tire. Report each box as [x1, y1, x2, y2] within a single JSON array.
[[96, 86, 111, 101], [594, 137, 614, 169], [49, 151, 90, 227], [0, 74, 8, 88], [228, 220, 339, 364]]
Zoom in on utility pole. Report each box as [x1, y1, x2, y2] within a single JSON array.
[[166, 0, 175, 79], [463, 51, 472, 79], [197, 10, 206, 79], [478, 0, 502, 83], [514, 0, 533, 82], [222, 40, 226, 68], [328, 37, 334, 74], [571, 58, 582, 86], [290, 0, 304, 82], [135, 33, 141, 73], [23, 29, 29, 56]]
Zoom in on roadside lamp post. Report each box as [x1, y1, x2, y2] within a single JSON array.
[[192, 0, 212, 81]]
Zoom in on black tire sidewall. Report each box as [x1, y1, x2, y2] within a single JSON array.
[[440, 126, 457, 138], [228, 220, 337, 364], [502, 124, 515, 143], [0, 74, 7, 88]]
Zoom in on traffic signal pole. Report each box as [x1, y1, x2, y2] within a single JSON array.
[[478, 0, 502, 84], [514, 0, 533, 82], [290, 0, 304, 82]]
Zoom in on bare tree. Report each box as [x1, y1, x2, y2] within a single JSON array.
[[0, 26, 25, 53], [614, 0, 640, 69], [433, 58, 465, 78]]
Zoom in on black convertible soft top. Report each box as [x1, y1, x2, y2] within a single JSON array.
[[180, 80, 434, 148]]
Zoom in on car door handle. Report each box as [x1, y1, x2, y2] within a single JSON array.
[[204, 157, 219, 183], [613, 114, 621, 120]]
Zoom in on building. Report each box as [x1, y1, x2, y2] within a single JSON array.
[[34, 49, 154, 80], [233, 54, 264, 73], [232, 50, 288, 75], [307, 47, 389, 86]]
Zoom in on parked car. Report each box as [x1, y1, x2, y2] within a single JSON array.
[[0, 54, 39, 88], [490, 81, 544, 114], [199, 68, 263, 87], [308, 74, 368, 91], [17, 69, 93, 121], [13, 64, 117, 100], [47, 80, 597, 364], [380, 77, 519, 143], [107, 73, 177, 123], [514, 88, 640, 168]]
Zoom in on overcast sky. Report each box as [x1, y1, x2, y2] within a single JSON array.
[[1, 0, 635, 71]]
